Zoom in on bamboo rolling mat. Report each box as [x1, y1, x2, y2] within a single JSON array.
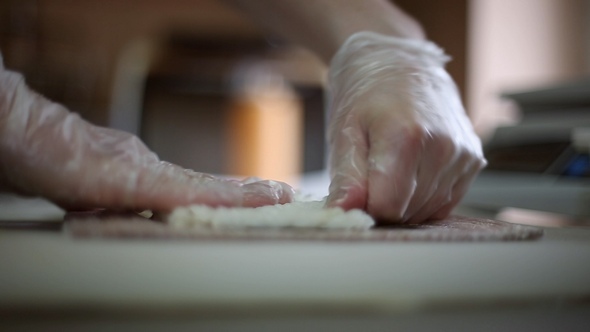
[[65, 213, 543, 242]]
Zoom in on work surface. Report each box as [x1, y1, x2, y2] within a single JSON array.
[[1, 197, 590, 330]]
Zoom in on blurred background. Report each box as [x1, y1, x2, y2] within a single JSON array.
[[0, 0, 589, 224]]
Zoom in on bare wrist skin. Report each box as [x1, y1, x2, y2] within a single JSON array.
[[225, 0, 425, 63]]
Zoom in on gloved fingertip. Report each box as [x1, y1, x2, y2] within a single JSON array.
[[275, 181, 295, 204], [241, 180, 293, 208], [325, 190, 349, 208], [327, 189, 366, 212], [431, 204, 453, 221]]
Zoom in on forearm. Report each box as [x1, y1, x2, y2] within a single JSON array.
[[225, 0, 425, 63]]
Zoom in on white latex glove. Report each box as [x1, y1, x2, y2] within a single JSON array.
[[0, 62, 293, 212], [325, 32, 486, 224]]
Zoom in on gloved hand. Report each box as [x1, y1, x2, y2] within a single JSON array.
[[0, 63, 293, 212], [325, 32, 486, 224]]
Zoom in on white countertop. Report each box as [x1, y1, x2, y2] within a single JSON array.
[[1, 194, 590, 330], [2, 226, 590, 309]]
